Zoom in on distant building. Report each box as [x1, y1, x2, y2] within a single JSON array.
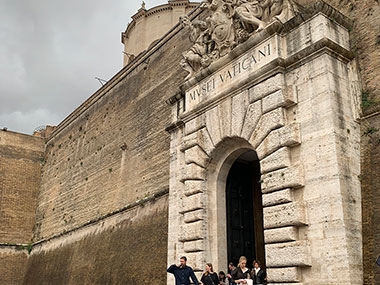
[[121, 0, 199, 66]]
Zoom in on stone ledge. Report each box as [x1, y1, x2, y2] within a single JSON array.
[[184, 145, 210, 168], [179, 163, 206, 182], [184, 240, 205, 253], [265, 226, 298, 244], [264, 202, 307, 229], [261, 147, 291, 175], [180, 194, 205, 214], [262, 188, 293, 207], [267, 267, 300, 283], [262, 87, 297, 114], [257, 123, 301, 160], [266, 241, 311, 267], [184, 209, 205, 224], [178, 221, 206, 242], [184, 180, 204, 197], [261, 165, 304, 193]]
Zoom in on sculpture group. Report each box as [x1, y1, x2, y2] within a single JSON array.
[[180, 0, 301, 79]]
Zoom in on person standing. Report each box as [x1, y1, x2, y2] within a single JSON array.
[[167, 256, 199, 285], [200, 263, 219, 285], [231, 256, 251, 284], [227, 262, 236, 285], [252, 260, 266, 285], [218, 271, 228, 285]]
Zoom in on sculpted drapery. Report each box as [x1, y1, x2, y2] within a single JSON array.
[[180, 0, 301, 80]]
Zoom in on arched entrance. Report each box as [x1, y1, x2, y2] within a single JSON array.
[[225, 151, 265, 268]]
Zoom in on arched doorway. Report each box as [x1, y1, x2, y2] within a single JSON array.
[[225, 150, 265, 268]]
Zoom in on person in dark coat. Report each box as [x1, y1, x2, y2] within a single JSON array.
[[231, 256, 251, 284], [252, 260, 266, 285], [200, 263, 219, 285], [167, 256, 199, 285], [227, 262, 237, 285]]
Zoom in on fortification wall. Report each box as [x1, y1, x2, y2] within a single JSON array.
[[0, 130, 44, 285], [24, 195, 168, 284], [33, 22, 192, 241], [0, 130, 44, 243], [23, 12, 194, 284]]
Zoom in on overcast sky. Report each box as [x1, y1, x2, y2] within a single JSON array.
[[0, 0, 170, 134]]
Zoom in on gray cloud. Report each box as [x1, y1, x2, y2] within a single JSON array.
[[0, 0, 166, 134]]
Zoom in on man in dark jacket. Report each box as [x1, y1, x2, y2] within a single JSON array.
[[167, 256, 199, 285]]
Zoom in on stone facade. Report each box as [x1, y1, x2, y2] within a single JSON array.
[[0, 0, 379, 284], [167, 2, 362, 284]]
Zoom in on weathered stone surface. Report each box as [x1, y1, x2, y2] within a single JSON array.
[[256, 123, 301, 160], [184, 180, 204, 197], [205, 107, 222, 146], [185, 115, 206, 136], [267, 267, 300, 283], [184, 209, 205, 223], [231, 90, 249, 137], [262, 188, 293, 207], [241, 100, 262, 140], [260, 147, 291, 174], [184, 145, 209, 168], [262, 87, 297, 114], [181, 128, 214, 156], [249, 73, 285, 103], [218, 97, 232, 139], [264, 202, 306, 229], [184, 240, 205, 253], [0, 131, 44, 244], [185, 251, 206, 271], [250, 107, 286, 148], [180, 194, 205, 214], [261, 165, 304, 193], [264, 226, 298, 244], [179, 221, 205, 242], [0, 249, 28, 285], [266, 241, 311, 267], [180, 163, 206, 182]]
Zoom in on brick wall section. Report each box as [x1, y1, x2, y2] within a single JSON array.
[[24, 196, 168, 285], [0, 130, 44, 244], [0, 249, 28, 285], [33, 18, 193, 241], [361, 115, 380, 284]]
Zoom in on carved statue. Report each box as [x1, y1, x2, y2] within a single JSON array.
[[180, 16, 211, 80], [180, 0, 302, 79]]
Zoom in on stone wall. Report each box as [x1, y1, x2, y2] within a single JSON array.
[[0, 130, 44, 285], [24, 195, 168, 285], [33, 20, 192, 242], [361, 115, 380, 284], [22, 13, 193, 285], [0, 130, 44, 243], [292, 1, 380, 282], [0, 248, 29, 285]]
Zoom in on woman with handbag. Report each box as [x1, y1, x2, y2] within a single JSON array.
[[200, 263, 219, 285]]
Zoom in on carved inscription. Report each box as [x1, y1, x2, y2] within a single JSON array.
[[185, 37, 278, 112]]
